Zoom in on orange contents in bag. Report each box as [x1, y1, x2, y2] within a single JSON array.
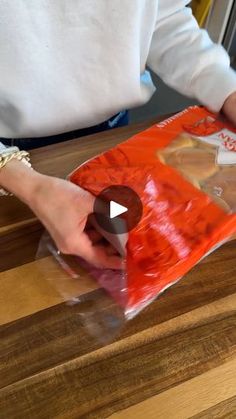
[[69, 107, 236, 316]]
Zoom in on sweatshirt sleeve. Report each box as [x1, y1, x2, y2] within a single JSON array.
[[147, 0, 236, 112]]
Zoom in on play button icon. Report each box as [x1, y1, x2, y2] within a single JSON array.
[[93, 185, 143, 234], [110, 201, 128, 219]]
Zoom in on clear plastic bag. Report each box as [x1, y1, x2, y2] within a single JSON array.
[[38, 106, 236, 339]]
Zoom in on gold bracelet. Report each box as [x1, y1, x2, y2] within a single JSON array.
[[0, 150, 31, 170], [0, 150, 32, 196]]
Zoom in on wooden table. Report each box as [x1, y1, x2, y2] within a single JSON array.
[[1, 118, 236, 419]]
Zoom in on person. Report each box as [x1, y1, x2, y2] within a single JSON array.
[[0, 0, 236, 269]]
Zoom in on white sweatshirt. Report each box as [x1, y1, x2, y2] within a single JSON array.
[[1, 0, 236, 138]]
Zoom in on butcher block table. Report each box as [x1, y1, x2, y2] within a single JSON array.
[[1, 116, 236, 419]]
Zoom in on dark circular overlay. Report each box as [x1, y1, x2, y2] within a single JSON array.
[[93, 185, 143, 234]]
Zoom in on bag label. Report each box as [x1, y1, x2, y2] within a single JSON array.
[[195, 129, 236, 165], [184, 116, 236, 165]]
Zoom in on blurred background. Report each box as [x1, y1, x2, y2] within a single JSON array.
[[130, 0, 236, 122]]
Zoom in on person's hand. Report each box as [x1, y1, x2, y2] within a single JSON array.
[[0, 158, 122, 269], [29, 174, 123, 270], [222, 91, 236, 125]]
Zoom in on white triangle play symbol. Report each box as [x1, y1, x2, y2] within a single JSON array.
[[110, 200, 128, 219]]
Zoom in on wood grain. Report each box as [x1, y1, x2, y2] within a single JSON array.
[[0, 196, 34, 230], [1, 239, 236, 382], [1, 301, 236, 418], [0, 221, 43, 272], [111, 359, 236, 419], [191, 395, 236, 418], [1, 238, 236, 324], [0, 256, 97, 325]]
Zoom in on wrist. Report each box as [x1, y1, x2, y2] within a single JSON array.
[[0, 158, 45, 205], [222, 91, 236, 124]]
